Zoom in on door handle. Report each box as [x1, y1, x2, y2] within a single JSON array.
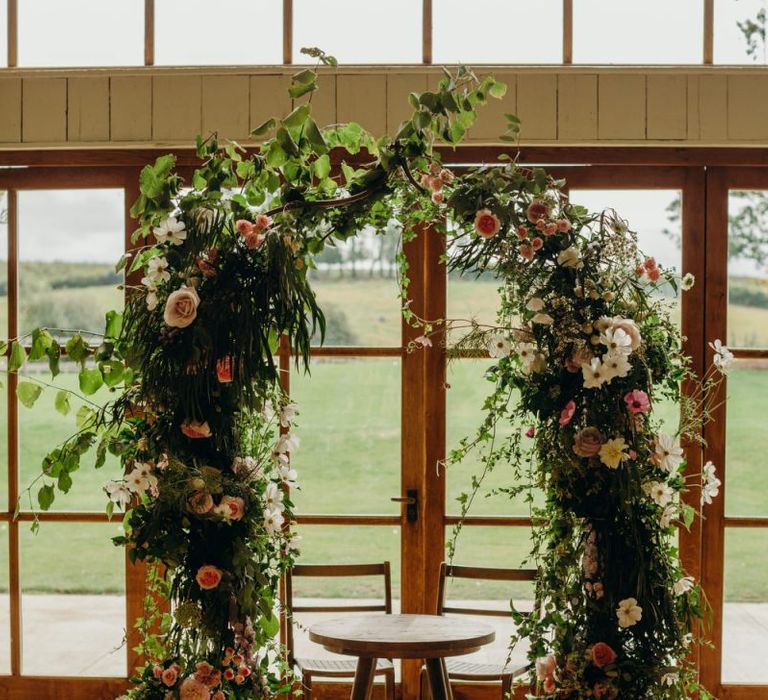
[[391, 489, 418, 523]]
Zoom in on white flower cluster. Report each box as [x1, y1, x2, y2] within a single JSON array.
[[105, 461, 158, 508], [140, 215, 187, 311], [262, 401, 301, 535], [581, 317, 641, 390], [710, 339, 734, 375]]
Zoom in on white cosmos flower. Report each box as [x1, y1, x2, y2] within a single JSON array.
[[602, 351, 631, 380], [146, 256, 171, 284], [644, 480, 674, 507], [275, 432, 300, 455], [701, 460, 721, 505], [616, 598, 642, 628], [105, 480, 132, 508], [710, 339, 734, 375], [599, 327, 632, 356], [264, 482, 285, 511], [660, 504, 677, 529], [654, 433, 684, 473], [125, 468, 151, 493], [673, 576, 695, 597], [279, 464, 298, 491], [134, 462, 158, 490], [141, 277, 160, 310], [263, 507, 285, 535], [488, 335, 512, 359], [582, 357, 609, 389], [531, 313, 554, 325], [153, 215, 187, 246], [526, 297, 545, 312], [279, 402, 298, 428]]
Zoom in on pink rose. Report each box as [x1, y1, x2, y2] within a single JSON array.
[[153, 665, 164, 679], [556, 218, 572, 233], [648, 267, 661, 282], [559, 400, 576, 426], [566, 346, 593, 373], [196, 565, 223, 590], [179, 676, 211, 700], [188, 490, 214, 515], [644, 256, 658, 271], [573, 427, 603, 458], [236, 219, 254, 235], [431, 191, 444, 205], [216, 357, 233, 383], [474, 209, 501, 239], [535, 655, 556, 681], [427, 176, 443, 192], [218, 495, 245, 521], [516, 225, 529, 241], [254, 213, 271, 230], [544, 222, 558, 236], [196, 256, 217, 278], [591, 642, 617, 668], [161, 666, 179, 687], [164, 286, 200, 328], [243, 232, 265, 250], [531, 236, 544, 251], [624, 389, 651, 415], [535, 218, 547, 231], [519, 244, 534, 261], [525, 426, 536, 438], [526, 200, 550, 224], [610, 317, 642, 351], [181, 420, 212, 439], [213, 693, 226, 700], [223, 668, 235, 681]]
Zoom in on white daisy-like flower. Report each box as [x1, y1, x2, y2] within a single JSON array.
[[105, 480, 132, 508], [125, 468, 150, 494], [531, 313, 554, 325], [275, 432, 300, 455], [644, 480, 674, 507], [134, 462, 158, 491], [146, 256, 171, 284], [653, 433, 685, 473], [582, 357, 609, 389], [279, 464, 298, 491], [525, 297, 545, 312], [263, 507, 285, 535], [681, 273, 695, 291], [710, 339, 734, 375], [264, 482, 285, 512], [488, 335, 512, 359], [701, 460, 721, 505], [141, 277, 160, 310], [153, 215, 187, 246], [673, 576, 695, 597], [279, 403, 298, 428], [599, 327, 632, 356], [661, 672, 679, 687], [659, 503, 677, 529], [602, 351, 631, 379], [616, 597, 642, 628]]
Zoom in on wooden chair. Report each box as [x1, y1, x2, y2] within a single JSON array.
[[422, 563, 536, 699], [285, 562, 396, 700]]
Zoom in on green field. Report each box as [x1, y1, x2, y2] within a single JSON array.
[[0, 274, 767, 604]]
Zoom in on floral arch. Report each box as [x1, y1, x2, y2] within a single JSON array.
[[6, 53, 727, 700]]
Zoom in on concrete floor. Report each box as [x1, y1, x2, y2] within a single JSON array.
[[0, 596, 766, 684]]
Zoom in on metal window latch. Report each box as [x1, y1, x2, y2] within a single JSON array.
[[391, 489, 418, 523]]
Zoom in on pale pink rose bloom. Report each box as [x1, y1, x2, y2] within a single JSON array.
[[526, 200, 550, 223], [516, 225, 529, 241], [559, 400, 576, 426], [573, 427, 603, 458], [535, 655, 557, 681], [566, 346, 593, 373], [164, 286, 201, 328], [610, 317, 642, 351], [181, 420, 212, 439], [244, 232, 265, 250], [474, 209, 501, 239], [544, 222, 558, 236], [161, 666, 179, 687], [531, 237, 544, 251], [188, 490, 214, 514], [519, 244, 534, 261], [556, 218, 572, 233], [219, 495, 245, 521], [535, 218, 547, 231], [235, 219, 254, 236], [179, 676, 211, 700], [648, 267, 661, 282], [195, 565, 223, 590], [254, 213, 271, 230], [431, 191, 444, 205]]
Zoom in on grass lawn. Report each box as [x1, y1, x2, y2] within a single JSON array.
[[0, 278, 766, 604]]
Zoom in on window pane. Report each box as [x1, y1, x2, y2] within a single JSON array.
[[20, 522, 126, 676], [434, 0, 562, 63], [0, 359, 7, 516], [0, 190, 7, 339], [156, 0, 281, 65], [723, 528, 768, 683], [715, 0, 768, 64], [0, 526, 8, 674], [725, 359, 768, 516], [18, 0, 143, 67], [309, 225, 402, 347], [447, 270, 499, 345], [0, 0, 7, 68], [294, 0, 420, 63], [727, 191, 768, 348], [573, 0, 703, 64], [291, 358, 400, 514], [18, 189, 124, 337]]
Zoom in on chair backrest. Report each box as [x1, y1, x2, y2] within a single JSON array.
[[436, 562, 537, 617], [285, 562, 392, 659]]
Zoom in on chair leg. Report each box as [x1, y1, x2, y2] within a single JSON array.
[[419, 665, 430, 700], [303, 672, 313, 700], [384, 668, 395, 700]]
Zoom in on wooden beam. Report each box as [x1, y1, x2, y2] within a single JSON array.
[[704, 0, 714, 65], [283, 0, 292, 64], [7, 0, 17, 67], [423, 0, 433, 64], [144, 0, 154, 66], [563, 0, 573, 64]]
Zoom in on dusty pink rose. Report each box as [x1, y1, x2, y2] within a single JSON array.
[[566, 346, 594, 373], [153, 665, 164, 679], [516, 225, 529, 241], [519, 244, 534, 261], [526, 200, 550, 223], [439, 168, 454, 184], [236, 219, 254, 235], [164, 286, 200, 328], [474, 209, 501, 239], [196, 565, 223, 590], [531, 236, 544, 251], [591, 642, 617, 668], [427, 176, 443, 192], [525, 426, 536, 438], [535, 655, 557, 681], [644, 256, 658, 271], [218, 495, 245, 521], [535, 218, 547, 231], [610, 317, 642, 351], [179, 676, 211, 700], [188, 490, 214, 515], [216, 357, 233, 383], [196, 256, 217, 278], [544, 222, 558, 236], [624, 389, 651, 414], [254, 213, 271, 230], [573, 427, 603, 458], [195, 662, 221, 687], [181, 420, 212, 439], [431, 191, 444, 205], [556, 218, 572, 233], [420, 173, 431, 189], [559, 400, 576, 426], [161, 666, 179, 687], [243, 232, 265, 250], [239, 666, 251, 678], [648, 267, 661, 282], [223, 668, 235, 681]]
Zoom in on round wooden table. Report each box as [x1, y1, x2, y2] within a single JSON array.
[[308, 614, 495, 700]]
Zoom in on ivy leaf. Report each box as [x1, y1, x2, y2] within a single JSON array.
[[57, 470, 73, 494], [488, 80, 508, 99], [251, 118, 277, 137], [282, 104, 311, 129], [260, 612, 280, 637], [38, 484, 55, 511], [105, 310, 123, 340], [46, 341, 61, 378], [304, 118, 328, 154], [65, 334, 90, 366], [79, 367, 103, 396], [76, 405, 97, 430], [29, 329, 53, 361], [312, 154, 331, 181], [54, 390, 71, 416], [100, 361, 125, 388], [9, 341, 27, 372], [16, 381, 43, 408]]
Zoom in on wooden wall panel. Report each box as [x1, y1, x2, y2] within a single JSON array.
[[0, 78, 22, 143], [250, 74, 292, 134], [517, 73, 557, 140], [152, 75, 202, 142], [598, 74, 646, 140], [337, 74, 386, 135], [647, 74, 687, 140], [111, 76, 152, 142], [202, 75, 249, 142], [22, 78, 66, 143], [67, 77, 109, 142], [386, 72, 429, 137], [698, 74, 728, 143], [558, 74, 597, 141], [728, 74, 768, 141]]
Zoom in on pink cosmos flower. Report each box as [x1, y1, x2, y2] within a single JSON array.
[[556, 218, 572, 233], [519, 244, 534, 261], [559, 400, 576, 426], [624, 389, 651, 414], [531, 237, 544, 251], [196, 565, 223, 590], [526, 200, 550, 224], [474, 209, 501, 239], [181, 420, 212, 439]]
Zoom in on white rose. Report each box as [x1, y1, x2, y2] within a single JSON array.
[[163, 286, 200, 328], [557, 246, 582, 268]]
